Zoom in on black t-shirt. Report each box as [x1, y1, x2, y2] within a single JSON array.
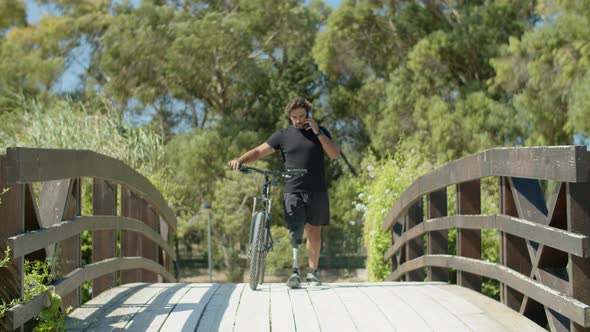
[[266, 125, 332, 193]]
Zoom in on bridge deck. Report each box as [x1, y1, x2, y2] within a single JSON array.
[[66, 282, 543, 331]]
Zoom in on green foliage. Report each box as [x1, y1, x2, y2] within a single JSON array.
[[0, 256, 71, 331], [0, 246, 10, 270], [0, 95, 169, 191], [0, 187, 9, 205], [490, 1, 590, 144], [357, 142, 433, 281], [209, 167, 263, 281]]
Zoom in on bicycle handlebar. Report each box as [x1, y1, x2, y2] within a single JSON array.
[[239, 165, 307, 178]]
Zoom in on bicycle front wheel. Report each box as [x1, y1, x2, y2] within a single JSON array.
[[249, 211, 266, 290]]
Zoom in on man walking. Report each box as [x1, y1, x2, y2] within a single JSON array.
[[228, 97, 340, 288]]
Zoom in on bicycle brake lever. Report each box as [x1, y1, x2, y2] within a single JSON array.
[[239, 165, 250, 173]]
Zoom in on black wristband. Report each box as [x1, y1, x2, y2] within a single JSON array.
[[316, 130, 323, 137]]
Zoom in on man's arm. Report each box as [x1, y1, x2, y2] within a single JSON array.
[[317, 133, 340, 160], [304, 119, 340, 159], [227, 142, 274, 170]]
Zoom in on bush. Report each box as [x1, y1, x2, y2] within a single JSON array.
[[357, 142, 433, 281]]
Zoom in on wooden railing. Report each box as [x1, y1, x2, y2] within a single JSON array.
[[0, 147, 177, 330], [384, 146, 590, 331]]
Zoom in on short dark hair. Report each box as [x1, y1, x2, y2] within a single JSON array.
[[284, 97, 312, 117]]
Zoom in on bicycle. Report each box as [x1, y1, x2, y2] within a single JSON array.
[[239, 165, 307, 290]]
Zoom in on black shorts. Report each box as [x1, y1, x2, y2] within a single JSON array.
[[283, 192, 330, 247]]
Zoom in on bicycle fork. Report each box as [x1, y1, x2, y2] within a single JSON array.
[[248, 197, 274, 255]]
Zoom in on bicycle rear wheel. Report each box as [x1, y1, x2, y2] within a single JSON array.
[[249, 211, 266, 290]]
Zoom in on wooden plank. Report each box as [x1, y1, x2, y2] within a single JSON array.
[[66, 283, 148, 331], [52, 257, 175, 298], [384, 214, 590, 262], [121, 186, 142, 283], [419, 285, 508, 331], [389, 285, 471, 331], [84, 283, 169, 330], [305, 285, 355, 332], [388, 255, 590, 326], [7, 216, 175, 261], [457, 180, 481, 292], [197, 283, 245, 332], [332, 285, 395, 331], [121, 283, 192, 331], [446, 285, 545, 331], [159, 283, 220, 331], [5, 290, 50, 330], [233, 284, 271, 332], [92, 179, 117, 297], [268, 284, 296, 332], [287, 287, 320, 332], [361, 285, 431, 331], [4, 147, 176, 231]]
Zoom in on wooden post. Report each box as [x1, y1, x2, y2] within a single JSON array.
[[391, 218, 404, 278], [427, 189, 448, 282], [159, 217, 171, 279], [405, 200, 424, 281], [92, 179, 117, 297], [457, 180, 481, 291], [121, 186, 142, 284], [60, 179, 82, 310], [567, 182, 590, 332], [141, 205, 159, 283], [0, 155, 25, 331], [499, 177, 528, 311]]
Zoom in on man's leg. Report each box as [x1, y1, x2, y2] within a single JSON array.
[[305, 224, 321, 270], [284, 193, 305, 288]]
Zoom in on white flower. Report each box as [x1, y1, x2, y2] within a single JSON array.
[[367, 164, 375, 172], [358, 193, 365, 199], [352, 201, 357, 206], [385, 189, 390, 195], [381, 208, 387, 214], [369, 172, 376, 179], [349, 220, 355, 226], [368, 195, 373, 201]]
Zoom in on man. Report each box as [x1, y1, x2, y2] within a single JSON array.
[[228, 97, 340, 288]]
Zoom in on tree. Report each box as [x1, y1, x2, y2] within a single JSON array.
[[314, 0, 534, 162], [491, 0, 590, 145]]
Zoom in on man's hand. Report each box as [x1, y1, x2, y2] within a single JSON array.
[[304, 118, 320, 135], [228, 159, 242, 170]]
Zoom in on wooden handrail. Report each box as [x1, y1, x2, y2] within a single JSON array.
[[384, 214, 590, 260], [4, 147, 176, 231], [384, 146, 590, 231], [7, 216, 176, 261]]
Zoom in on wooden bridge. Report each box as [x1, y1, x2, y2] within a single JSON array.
[[1, 146, 589, 331]]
